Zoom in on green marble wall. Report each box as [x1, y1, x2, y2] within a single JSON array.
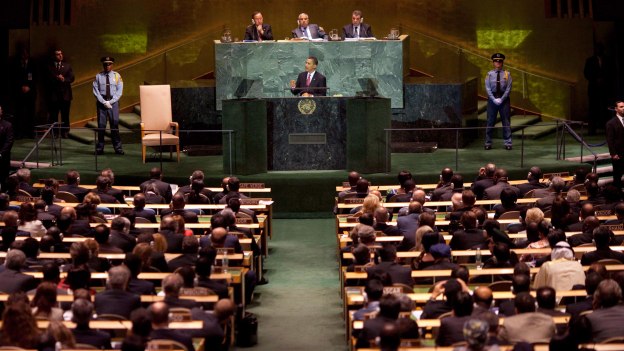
[[214, 37, 407, 110]]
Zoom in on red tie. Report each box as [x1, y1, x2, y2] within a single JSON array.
[[306, 73, 311, 86]]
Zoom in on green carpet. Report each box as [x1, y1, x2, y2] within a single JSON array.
[[10, 132, 605, 215], [244, 218, 346, 350]]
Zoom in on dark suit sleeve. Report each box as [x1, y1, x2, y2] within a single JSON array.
[[291, 29, 299, 38], [65, 64, 75, 84], [244, 26, 253, 40], [365, 24, 373, 37], [343, 25, 352, 39], [316, 74, 327, 96], [318, 26, 327, 39], [291, 72, 304, 96], [0, 121, 14, 156], [606, 119, 618, 156], [263, 25, 273, 40]]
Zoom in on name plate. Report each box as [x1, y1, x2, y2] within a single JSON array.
[[383, 286, 403, 295], [235, 217, 253, 224], [288, 133, 326, 145], [342, 182, 351, 188], [605, 224, 624, 231], [346, 217, 359, 223], [596, 209, 614, 216], [240, 198, 260, 205], [344, 198, 365, 204], [240, 183, 265, 189]]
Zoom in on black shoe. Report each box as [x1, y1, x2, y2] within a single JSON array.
[[505, 145, 512, 150], [257, 277, 269, 285], [484, 145, 492, 150], [115, 149, 125, 155], [95, 150, 104, 155]]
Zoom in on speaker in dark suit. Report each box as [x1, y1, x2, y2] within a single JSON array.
[[606, 101, 624, 188], [46, 49, 75, 137], [290, 56, 327, 97]]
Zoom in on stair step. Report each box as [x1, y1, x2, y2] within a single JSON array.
[[492, 115, 541, 139], [477, 100, 487, 114], [84, 120, 140, 144], [512, 122, 558, 139], [565, 152, 611, 163], [133, 105, 141, 115], [119, 113, 142, 130]]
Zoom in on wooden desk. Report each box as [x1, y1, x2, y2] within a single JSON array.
[[0, 293, 219, 303], [335, 177, 574, 192], [351, 315, 570, 329], [0, 320, 203, 330]]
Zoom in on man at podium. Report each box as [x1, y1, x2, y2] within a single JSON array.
[[290, 56, 327, 97]]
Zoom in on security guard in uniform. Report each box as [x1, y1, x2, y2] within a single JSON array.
[[484, 53, 512, 150], [93, 56, 124, 155]]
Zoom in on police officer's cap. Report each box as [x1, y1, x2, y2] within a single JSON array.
[[100, 56, 115, 64], [491, 53, 505, 62]]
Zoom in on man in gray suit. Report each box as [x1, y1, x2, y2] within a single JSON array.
[[342, 10, 373, 39], [498, 292, 555, 344], [0, 249, 37, 293], [292, 13, 327, 39]]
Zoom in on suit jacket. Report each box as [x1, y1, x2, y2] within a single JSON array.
[[565, 296, 593, 322], [484, 181, 520, 200], [47, 60, 74, 101], [471, 178, 495, 200], [150, 328, 195, 351], [134, 207, 157, 223], [0, 119, 14, 171], [581, 248, 624, 265], [516, 180, 547, 198], [431, 183, 452, 201], [342, 23, 373, 38], [159, 228, 185, 253], [199, 234, 242, 253], [244, 23, 273, 41], [94, 289, 141, 319], [72, 326, 112, 349], [449, 228, 487, 251], [197, 276, 229, 299], [95, 190, 118, 204], [366, 261, 414, 286], [397, 213, 419, 237], [354, 315, 396, 348], [291, 23, 326, 39], [67, 219, 93, 237], [161, 208, 199, 224], [127, 276, 156, 295], [45, 203, 63, 218], [0, 268, 37, 293], [109, 229, 136, 252], [498, 312, 555, 344], [584, 304, 624, 342], [373, 222, 402, 236], [140, 179, 173, 204], [291, 71, 327, 96], [606, 116, 624, 157], [168, 254, 198, 272], [164, 295, 200, 309], [59, 184, 89, 202], [436, 315, 472, 346]]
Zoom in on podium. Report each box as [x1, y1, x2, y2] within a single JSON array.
[[222, 97, 390, 175]]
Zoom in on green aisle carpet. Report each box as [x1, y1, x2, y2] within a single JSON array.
[[244, 218, 346, 350]]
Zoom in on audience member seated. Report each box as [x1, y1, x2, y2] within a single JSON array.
[[484, 168, 520, 200], [533, 241, 585, 291], [84, 239, 112, 272], [390, 179, 415, 203], [92, 224, 121, 254], [352, 192, 380, 216], [124, 252, 156, 295], [63, 205, 94, 236], [567, 203, 595, 232], [366, 245, 413, 286], [567, 216, 601, 247], [397, 189, 434, 216], [431, 167, 454, 201], [385, 170, 412, 202], [109, 216, 136, 252], [31, 281, 63, 320], [0, 193, 11, 218], [140, 167, 173, 204], [184, 299, 235, 351], [0, 300, 46, 348], [421, 278, 466, 319], [353, 279, 383, 321], [550, 195, 579, 230], [471, 286, 494, 316], [419, 243, 458, 279], [354, 294, 401, 348], [135, 234, 169, 272], [397, 202, 421, 239], [17, 202, 46, 237], [71, 298, 112, 349], [520, 219, 551, 262], [454, 318, 499, 351], [100, 168, 125, 203], [399, 223, 432, 253], [436, 291, 474, 346], [18, 237, 47, 270], [132, 193, 157, 223], [515, 166, 547, 197], [498, 272, 531, 317], [471, 163, 496, 200], [566, 271, 603, 323], [176, 170, 214, 202], [168, 236, 199, 272], [16, 168, 39, 196], [498, 292, 555, 344], [493, 187, 522, 219], [185, 179, 211, 205], [581, 226, 624, 265], [93, 175, 120, 204], [339, 171, 361, 201], [94, 265, 141, 319], [449, 211, 487, 251], [575, 279, 624, 343], [59, 170, 89, 202], [581, 181, 606, 207], [218, 176, 249, 204], [161, 273, 200, 309], [161, 193, 199, 224], [201, 225, 243, 254], [195, 249, 229, 299], [0, 249, 37, 293], [82, 193, 109, 220], [373, 207, 401, 236], [535, 176, 566, 211], [149, 301, 195, 351]]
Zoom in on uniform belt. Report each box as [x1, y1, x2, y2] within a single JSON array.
[[494, 93, 503, 99]]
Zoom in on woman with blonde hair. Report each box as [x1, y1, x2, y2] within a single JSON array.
[[82, 192, 108, 221], [356, 194, 382, 216]]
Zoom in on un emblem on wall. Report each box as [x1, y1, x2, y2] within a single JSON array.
[[297, 99, 316, 115]]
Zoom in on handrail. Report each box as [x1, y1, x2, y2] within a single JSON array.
[[21, 123, 63, 168], [557, 120, 602, 171], [399, 23, 576, 86]]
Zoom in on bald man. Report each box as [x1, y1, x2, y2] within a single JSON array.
[[133, 193, 156, 223], [149, 302, 195, 351]]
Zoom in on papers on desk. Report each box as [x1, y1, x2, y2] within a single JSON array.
[[344, 38, 377, 41], [259, 200, 274, 205], [308, 38, 324, 41]]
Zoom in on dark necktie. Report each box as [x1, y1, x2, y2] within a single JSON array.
[[57, 62, 61, 71], [105, 74, 111, 100], [306, 73, 311, 87], [496, 71, 502, 97], [354, 26, 359, 38]]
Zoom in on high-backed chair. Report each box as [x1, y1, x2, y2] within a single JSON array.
[[139, 85, 180, 163]]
